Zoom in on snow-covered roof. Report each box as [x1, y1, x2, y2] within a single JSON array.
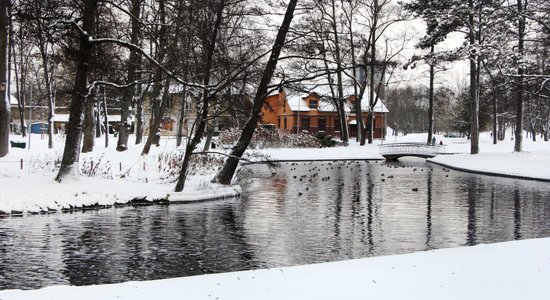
[[282, 78, 389, 113], [285, 90, 388, 113], [286, 94, 310, 112]]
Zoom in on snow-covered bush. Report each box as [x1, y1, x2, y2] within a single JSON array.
[[158, 150, 225, 183], [218, 127, 322, 149]]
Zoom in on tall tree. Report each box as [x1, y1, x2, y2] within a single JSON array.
[[514, 0, 526, 151], [117, 0, 142, 151], [55, 0, 98, 182], [0, 0, 9, 158], [174, 0, 226, 191], [214, 0, 299, 185]]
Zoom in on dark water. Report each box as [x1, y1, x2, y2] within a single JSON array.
[[1, 159, 550, 290]]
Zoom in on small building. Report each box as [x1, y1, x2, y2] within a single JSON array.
[[261, 87, 389, 139]]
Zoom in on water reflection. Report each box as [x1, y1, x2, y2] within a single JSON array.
[[1, 159, 550, 289]]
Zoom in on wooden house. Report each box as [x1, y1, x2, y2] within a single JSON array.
[[262, 87, 389, 139]]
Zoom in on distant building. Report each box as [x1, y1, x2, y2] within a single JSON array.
[[261, 86, 389, 139]]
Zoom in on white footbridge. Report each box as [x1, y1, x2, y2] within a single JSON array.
[[378, 143, 445, 161]]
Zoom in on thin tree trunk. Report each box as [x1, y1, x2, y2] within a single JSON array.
[[10, 25, 25, 137], [468, 0, 479, 154], [368, 0, 378, 144], [102, 87, 109, 147], [427, 44, 435, 145], [134, 82, 144, 144], [117, 0, 141, 151], [330, 0, 348, 144], [55, 0, 97, 181], [213, 0, 298, 186], [0, 0, 10, 157], [174, 0, 226, 192], [141, 0, 167, 154], [38, 34, 55, 149], [176, 86, 187, 147], [95, 100, 101, 137]]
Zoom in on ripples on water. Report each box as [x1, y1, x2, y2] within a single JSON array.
[[1, 159, 549, 289]]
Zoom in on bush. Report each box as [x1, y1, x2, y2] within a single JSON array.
[[218, 127, 323, 149], [315, 133, 337, 147]]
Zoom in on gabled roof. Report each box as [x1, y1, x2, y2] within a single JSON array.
[[285, 89, 388, 113]]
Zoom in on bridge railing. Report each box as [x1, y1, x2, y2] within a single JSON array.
[[378, 142, 445, 157]]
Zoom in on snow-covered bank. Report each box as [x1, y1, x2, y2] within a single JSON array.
[[1, 131, 548, 215], [0, 134, 242, 215], [1, 237, 549, 300], [429, 152, 550, 181], [0, 174, 242, 214]]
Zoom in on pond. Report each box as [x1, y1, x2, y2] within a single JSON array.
[[1, 159, 549, 290]]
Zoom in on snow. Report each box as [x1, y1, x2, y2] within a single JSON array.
[[0, 130, 549, 298], [1, 237, 549, 300]]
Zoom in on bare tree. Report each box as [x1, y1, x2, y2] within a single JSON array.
[[214, 0, 299, 185], [117, 0, 142, 151], [174, 0, 226, 191]]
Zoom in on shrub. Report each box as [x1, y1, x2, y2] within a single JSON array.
[[218, 127, 323, 149], [315, 133, 337, 147]]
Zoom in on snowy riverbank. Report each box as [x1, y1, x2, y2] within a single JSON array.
[[1, 132, 549, 214], [1, 237, 549, 300]]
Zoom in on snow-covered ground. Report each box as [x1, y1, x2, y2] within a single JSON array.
[[1, 131, 549, 299]]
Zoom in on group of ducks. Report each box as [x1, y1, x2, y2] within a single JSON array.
[[281, 160, 452, 196]]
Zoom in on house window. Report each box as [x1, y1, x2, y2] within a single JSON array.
[[284, 118, 287, 129], [278, 118, 281, 128], [334, 118, 341, 132], [309, 100, 318, 109], [318, 118, 326, 131], [301, 118, 310, 132]]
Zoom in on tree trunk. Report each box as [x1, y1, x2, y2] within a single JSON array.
[[134, 83, 143, 144], [102, 87, 109, 147], [514, 0, 525, 152], [468, 0, 479, 154], [176, 86, 187, 147], [55, 0, 97, 181], [10, 24, 25, 138], [81, 87, 96, 153], [37, 30, 55, 149], [141, 78, 170, 155], [213, 0, 298, 186], [174, 0, 226, 192], [492, 85, 497, 144], [427, 45, 435, 145], [203, 123, 214, 152], [141, 0, 167, 154], [117, 0, 141, 151], [330, 0, 348, 144], [95, 100, 101, 138], [368, 1, 378, 144], [0, 0, 9, 158]]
